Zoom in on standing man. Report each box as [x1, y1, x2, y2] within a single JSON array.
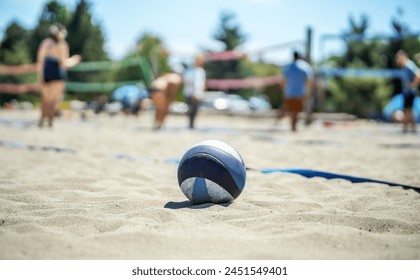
[[183, 55, 206, 129], [280, 51, 313, 131], [395, 50, 420, 133]]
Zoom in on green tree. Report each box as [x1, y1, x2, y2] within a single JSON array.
[[0, 21, 35, 104], [205, 10, 281, 104], [65, 0, 110, 99], [28, 0, 71, 62], [0, 21, 31, 65], [206, 11, 247, 81], [133, 32, 171, 77], [66, 0, 107, 61], [113, 32, 170, 93], [324, 14, 392, 117], [98, 32, 167, 102], [336, 14, 385, 68], [213, 11, 247, 51]]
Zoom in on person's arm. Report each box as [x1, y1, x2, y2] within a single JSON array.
[[36, 40, 48, 84], [306, 76, 314, 99], [279, 75, 285, 91], [408, 69, 420, 89], [305, 64, 314, 99], [61, 42, 81, 68]]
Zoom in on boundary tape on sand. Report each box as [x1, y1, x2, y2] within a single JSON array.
[[246, 167, 420, 194]]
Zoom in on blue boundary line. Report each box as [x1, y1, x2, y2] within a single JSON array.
[[249, 167, 420, 193]]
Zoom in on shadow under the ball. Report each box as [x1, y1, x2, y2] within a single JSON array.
[[164, 201, 232, 210]]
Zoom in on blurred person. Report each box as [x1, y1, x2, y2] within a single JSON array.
[[149, 73, 182, 129], [183, 55, 206, 129], [37, 23, 81, 128], [280, 51, 313, 131], [112, 84, 150, 116], [395, 50, 420, 133]]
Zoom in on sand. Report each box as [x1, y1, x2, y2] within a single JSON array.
[[0, 108, 419, 259]]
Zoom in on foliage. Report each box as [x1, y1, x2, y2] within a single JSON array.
[[212, 11, 247, 51], [325, 77, 392, 117], [0, 21, 35, 104], [206, 11, 247, 83], [65, 0, 111, 100], [130, 32, 171, 77], [28, 0, 71, 62], [324, 11, 420, 117], [205, 11, 283, 102], [112, 33, 171, 100], [66, 0, 107, 61]]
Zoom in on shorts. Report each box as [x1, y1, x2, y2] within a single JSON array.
[[43, 57, 66, 82], [403, 94, 415, 109], [285, 97, 304, 113]]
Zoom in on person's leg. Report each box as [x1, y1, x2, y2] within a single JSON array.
[[403, 95, 415, 133], [275, 103, 286, 124], [304, 95, 314, 126], [47, 82, 64, 127], [290, 111, 298, 132], [151, 91, 165, 129], [190, 101, 199, 129], [186, 97, 198, 129], [407, 109, 416, 132], [39, 84, 54, 128], [39, 94, 47, 128], [287, 98, 302, 132], [162, 82, 179, 124]]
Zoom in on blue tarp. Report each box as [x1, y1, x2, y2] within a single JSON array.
[[319, 67, 403, 78], [112, 84, 149, 108], [383, 93, 420, 122]]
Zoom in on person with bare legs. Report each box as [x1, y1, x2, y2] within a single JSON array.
[[149, 73, 182, 130], [37, 24, 80, 128]]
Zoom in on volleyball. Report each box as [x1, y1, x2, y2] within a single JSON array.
[[177, 140, 247, 204]]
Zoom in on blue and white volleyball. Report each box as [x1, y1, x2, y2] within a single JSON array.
[[177, 140, 247, 204]]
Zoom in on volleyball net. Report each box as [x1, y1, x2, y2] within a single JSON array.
[[0, 40, 416, 120], [0, 56, 153, 95]]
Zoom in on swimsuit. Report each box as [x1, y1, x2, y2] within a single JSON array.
[[43, 56, 66, 82]]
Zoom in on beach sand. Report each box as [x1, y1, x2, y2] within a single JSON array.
[[0, 109, 419, 259]]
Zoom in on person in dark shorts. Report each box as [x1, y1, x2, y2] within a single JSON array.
[[396, 50, 420, 133], [37, 24, 80, 128]]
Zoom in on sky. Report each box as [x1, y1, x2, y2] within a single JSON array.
[[1, 0, 420, 65]]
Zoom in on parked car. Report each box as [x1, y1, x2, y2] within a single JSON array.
[[174, 91, 272, 115], [249, 95, 272, 112], [224, 94, 252, 115], [201, 91, 228, 111]]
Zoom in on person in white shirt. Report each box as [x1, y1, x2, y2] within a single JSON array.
[[183, 55, 206, 129]]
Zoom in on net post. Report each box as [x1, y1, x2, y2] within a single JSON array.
[[137, 57, 154, 88], [305, 26, 313, 63]]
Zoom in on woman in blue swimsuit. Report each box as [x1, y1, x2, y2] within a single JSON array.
[[36, 24, 81, 127]]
